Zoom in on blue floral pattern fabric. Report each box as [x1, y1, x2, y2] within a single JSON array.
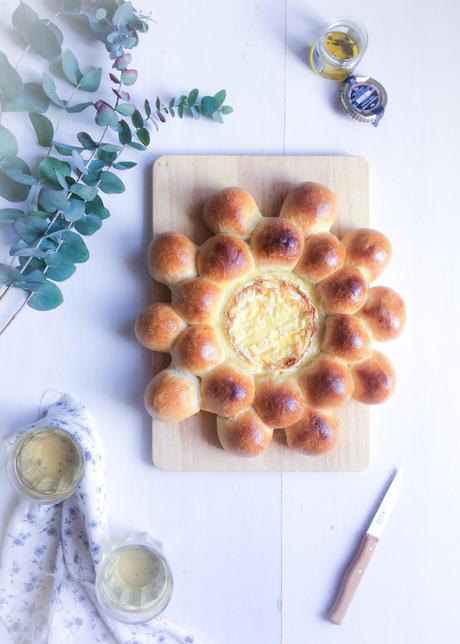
[[0, 394, 201, 644]]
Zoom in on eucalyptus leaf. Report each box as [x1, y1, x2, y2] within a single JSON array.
[[0, 157, 32, 201], [95, 102, 119, 128], [38, 157, 72, 189], [3, 82, 50, 113], [99, 171, 125, 194], [44, 21, 64, 47], [62, 49, 82, 86], [45, 253, 76, 281], [0, 125, 18, 159], [74, 213, 102, 236], [11, 245, 51, 258], [64, 197, 86, 222], [188, 89, 199, 105], [21, 257, 46, 275], [113, 54, 131, 71], [137, 127, 150, 146], [54, 142, 84, 156], [118, 120, 132, 144], [66, 101, 93, 113], [13, 215, 49, 244], [212, 111, 224, 124], [28, 280, 63, 311], [86, 195, 109, 219], [116, 103, 136, 116], [131, 110, 143, 128], [221, 105, 234, 115], [60, 230, 89, 263], [79, 68, 102, 92], [113, 161, 136, 170], [190, 105, 200, 120], [0, 51, 23, 100], [0, 165, 37, 186], [38, 187, 70, 214], [12, 3, 62, 60], [96, 8, 107, 21], [16, 269, 45, 292], [60, 0, 81, 14], [144, 99, 151, 117], [128, 141, 146, 151], [200, 96, 218, 117], [213, 89, 226, 108], [0, 208, 24, 221], [29, 112, 54, 146], [77, 132, 97, 150], [120, 69, 138, 86], [71, 150, 87, 175], [112, 2, 134, 27], [70, 183, 97, 201], [0, 263, 22, 284], [42, 72, 66, 107]]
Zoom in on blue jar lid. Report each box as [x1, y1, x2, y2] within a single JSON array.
[[340, 75, 387, 127]]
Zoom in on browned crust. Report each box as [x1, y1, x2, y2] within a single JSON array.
[[342, 228, 392, 282], [202, 187, 261, 239], [171, 324, 223, 375], [295, 232, 346, 282], [358, 286, 406, 341], [351, 351, 396, 404], [321, 314, 371, 362], [148, 232, 197, 285], [251, 218, 304, 268], [285, 408, 339, 455], [172, 278, 223, 325], [217, 408, 273, 457], [197, 235, 253, 283], [144, 368, 200, 422], [317, 267, 368, 314], [253, 378, 304, 428], [298, 354, 354, 409], [279, 181, 338, 235], [201, 364, 255, 416], [134, 303, 187, 352]]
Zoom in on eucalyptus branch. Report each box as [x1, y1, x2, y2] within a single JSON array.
[[0, 0, 234, 332]]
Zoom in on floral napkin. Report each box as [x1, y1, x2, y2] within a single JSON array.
[[0, 394, 201, 644]]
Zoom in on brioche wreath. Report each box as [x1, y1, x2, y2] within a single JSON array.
[[136, 182, 406, 458]]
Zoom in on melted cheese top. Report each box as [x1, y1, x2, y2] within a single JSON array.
[[224, 274, 318, 371]]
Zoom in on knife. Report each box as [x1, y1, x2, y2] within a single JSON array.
[[328, 468, 404, 625]]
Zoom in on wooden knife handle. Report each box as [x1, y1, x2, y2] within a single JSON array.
[[328, 533, 379, 625]]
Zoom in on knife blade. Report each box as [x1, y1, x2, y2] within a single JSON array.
[[328, 468, 404, 625]]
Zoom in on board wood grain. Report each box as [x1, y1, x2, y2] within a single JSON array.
[[151, 155, 369, 471]]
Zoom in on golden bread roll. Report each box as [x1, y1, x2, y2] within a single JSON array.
[[197, 234, 254, 283], [351, 351, 395, 404], [201, 363, 255, 417], [295, 232, 346, 282], [203, 187, 261, 239], [250, 218, 304, 270], [254, 377, 304, 428], [298, 353, 354, 409], [135, 303, 187, 351], [144, 368, 200, 422], [172, 278, 223, 325], [322, 314, 371, 362], [285, 408, 339, 455], [342, 228, 391, 281], [317, 267, 368, 314], [138, 181, 405, 459], [280, 181, 338, 235], [171, 324, 223, 375], [217, 409, 273, 457], [358, 286, 406, 341], [148, 232, 197, 285]]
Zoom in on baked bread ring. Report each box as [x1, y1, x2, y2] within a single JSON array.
[[138, 182, 405, 457]]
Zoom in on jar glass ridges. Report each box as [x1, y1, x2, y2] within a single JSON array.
[[95, 535, 173, 624], [7, 426, 84, 504], [310, 16, 368, 80]]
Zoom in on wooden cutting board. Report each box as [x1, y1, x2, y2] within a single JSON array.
[[151, 155, 369, 471]]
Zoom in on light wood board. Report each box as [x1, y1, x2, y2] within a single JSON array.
[[151, 155, 369, 471]]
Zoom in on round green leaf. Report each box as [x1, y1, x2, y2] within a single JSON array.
[[70, 183, 97, 201], [0, 208, 24, 221], [45, 253, 76, 281], [137, 127, 150, 146], [0, 157, 31, 202], [38, 157, 72, 189], [213, 89, 226, 108], [77, 132, 97, 150], [62, 49, 82, 86], [66, 101, 93, 113], [38, 187, 70, 214], [29, 112, 54, 147], [187, 89, 199, 105], [131, 110, 144, 128], [12, 3, 62, 60], [120, 69, 138, 86], [42, 72, 65, 107], [60, 230, 89, 263], [0, 262, 22, 284], [74, 213, 102, 236], [13, 215, 49, 244], [0, 51, 23, 100], [27, 280, 63, 310], [79, 68, 102, 92], [99, 171, 125, 194], [0, 125, 18, 159], [116, 103, 136, 116], [221, 105, 234, 115], [200, 96, 218, 117]]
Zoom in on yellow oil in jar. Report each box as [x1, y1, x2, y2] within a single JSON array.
[[309, 18, 367, 81], [324, 31, 359, 62]]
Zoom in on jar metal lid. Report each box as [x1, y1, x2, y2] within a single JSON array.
[[340, 75, 387, 126]]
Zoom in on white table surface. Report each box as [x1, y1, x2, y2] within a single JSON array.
[[1, 1, 460, 642]]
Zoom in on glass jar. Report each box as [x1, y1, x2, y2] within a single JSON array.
[[309, 16, 368, 80], [95, 533, 174, 624], [2, 426, 84, 504]]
